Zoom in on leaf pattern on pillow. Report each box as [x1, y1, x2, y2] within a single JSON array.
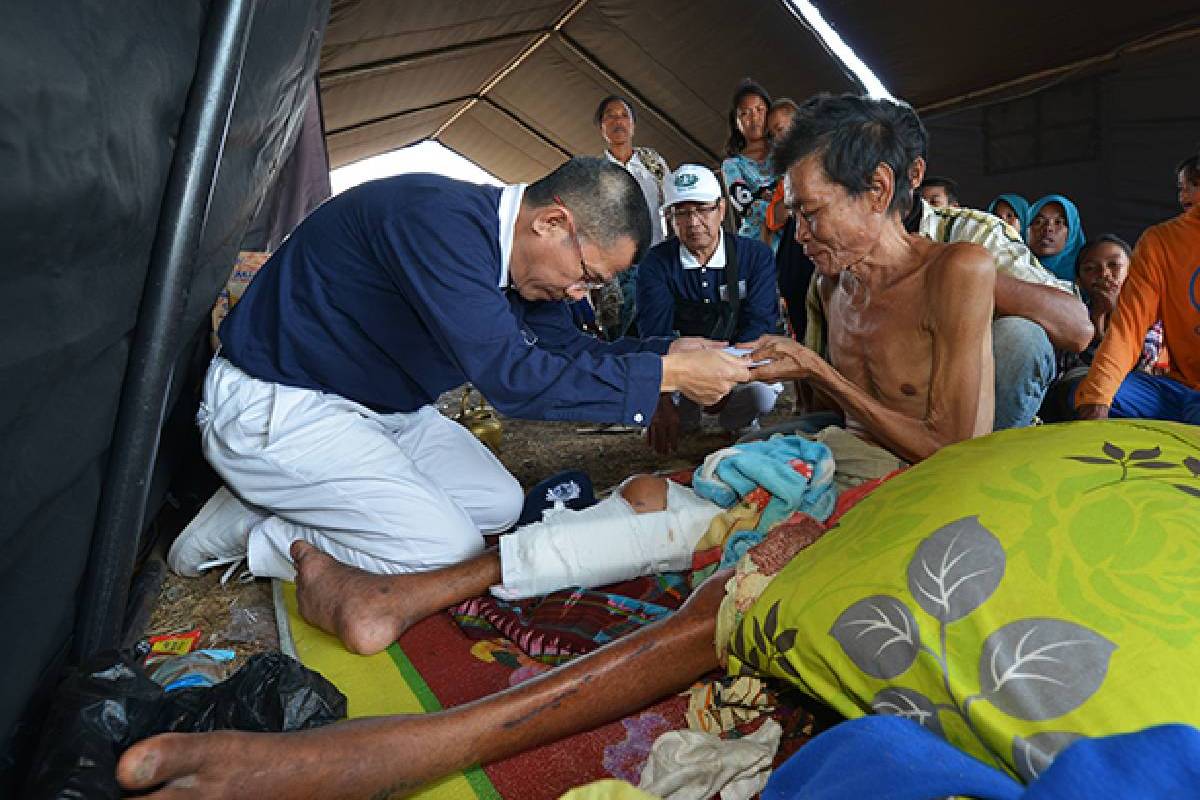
[[727, 421, 1200, 779], [739, 516, 1116, 771]]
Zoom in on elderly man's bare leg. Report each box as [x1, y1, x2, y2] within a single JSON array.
[[292, 540, 500, 654], [292, 475, 677, 655], [117, 566, 730, 800]]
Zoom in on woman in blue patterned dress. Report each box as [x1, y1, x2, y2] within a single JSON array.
[[721, 79, 774, 243]]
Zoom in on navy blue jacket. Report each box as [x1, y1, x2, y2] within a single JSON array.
[[635, 234, 779, 343], [220, 174, 668, 423]]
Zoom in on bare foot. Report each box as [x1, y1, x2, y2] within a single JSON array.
[[292, 540, 500, 655], [292, 541, 415, 655], [118, 730, 323, 798], [116, 723, 435, 799]]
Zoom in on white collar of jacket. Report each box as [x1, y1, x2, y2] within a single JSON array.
[[498, 183, 526, 288], [679, 233, 726, 270]]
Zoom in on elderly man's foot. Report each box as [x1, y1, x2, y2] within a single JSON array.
[[291, 540, 501, 655], [291, 541, 423, 654], [118, 730, 333, 799], [116, 724, 440, 800]]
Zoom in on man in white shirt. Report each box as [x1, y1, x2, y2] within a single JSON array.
[[596, 95, 671, 337]]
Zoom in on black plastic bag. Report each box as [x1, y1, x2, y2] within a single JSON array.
[[24, 650, 346, 798]]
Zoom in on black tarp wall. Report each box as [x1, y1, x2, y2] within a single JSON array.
[[0, 1, 329, 790], [922, 36, 1199, 246]]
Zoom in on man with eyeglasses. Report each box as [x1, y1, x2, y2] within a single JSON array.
[[166, 157, 750, 586], [636, 164, 782, 453]]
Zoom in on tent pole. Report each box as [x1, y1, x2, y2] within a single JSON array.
[[73, 0, 258, 660]]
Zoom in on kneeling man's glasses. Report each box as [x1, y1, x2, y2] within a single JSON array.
[[555, 196, 609, 290]]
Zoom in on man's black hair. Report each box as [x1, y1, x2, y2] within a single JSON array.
[[594, 95, 636, 127], [725, 79, 772, 158], [920, 176, 959, 205], [1178, 153, 1200, 185], [1075, 233, 1132, 279], [526, 157, 652, 263], [771, 93, 928, 218]]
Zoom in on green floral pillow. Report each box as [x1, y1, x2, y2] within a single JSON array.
[[727, 420, 1200, 781]]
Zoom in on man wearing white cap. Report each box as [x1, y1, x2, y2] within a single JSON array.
[[637, 164, 783, 453]]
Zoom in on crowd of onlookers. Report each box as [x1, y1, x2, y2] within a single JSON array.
[[586, 79, 1200, 433], [915, 154, 1199, 425]]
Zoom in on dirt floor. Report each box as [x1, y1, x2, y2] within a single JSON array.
[[144, 385, 798, 668]]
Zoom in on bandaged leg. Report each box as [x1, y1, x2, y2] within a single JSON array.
[[494, 477, 722, 600]]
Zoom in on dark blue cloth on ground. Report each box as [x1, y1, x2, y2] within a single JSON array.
[[763, 715, 1200, 799]]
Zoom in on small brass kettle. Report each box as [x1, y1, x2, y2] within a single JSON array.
[[453, 386, 503, 454]]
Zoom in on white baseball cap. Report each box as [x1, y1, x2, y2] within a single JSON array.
[[662, 164, 722, 210]]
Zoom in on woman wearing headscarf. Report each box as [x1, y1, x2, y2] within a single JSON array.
[[1027, 194, 1086, 281], [987, 193, 1030, 238], [720, 79, 774, 243]]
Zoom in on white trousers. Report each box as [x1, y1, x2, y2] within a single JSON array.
[[199, 357, 523, 579]]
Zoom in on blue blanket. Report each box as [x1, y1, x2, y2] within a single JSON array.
[[691, 436, 837, 568], [763, 715, 1200, 799]]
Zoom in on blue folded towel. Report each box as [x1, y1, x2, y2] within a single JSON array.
[[691, 436, 837, 567]]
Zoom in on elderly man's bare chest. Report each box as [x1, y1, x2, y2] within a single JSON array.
[[824, 277, 933, 410]]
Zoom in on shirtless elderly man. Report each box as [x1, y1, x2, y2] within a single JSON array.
[[749, 94, 994, 465], [116, 94, 996, 799]]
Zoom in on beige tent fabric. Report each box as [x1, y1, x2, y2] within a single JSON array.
[[317, 0, 1200, 180]]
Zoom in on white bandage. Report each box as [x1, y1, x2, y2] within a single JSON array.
[[493, 480, 721, 600]]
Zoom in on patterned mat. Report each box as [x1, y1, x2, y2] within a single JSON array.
[[274, 581, 690, 799]]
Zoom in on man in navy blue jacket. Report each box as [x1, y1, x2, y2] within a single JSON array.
[[637, 164, 782, 454], [167, 158, 750, 582]]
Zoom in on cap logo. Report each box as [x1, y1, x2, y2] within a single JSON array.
[[675, 172, 699, 189]]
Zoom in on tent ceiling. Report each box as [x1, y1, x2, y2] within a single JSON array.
[[319, 0, 1200, 181], [823, 0, 1200, 112]]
